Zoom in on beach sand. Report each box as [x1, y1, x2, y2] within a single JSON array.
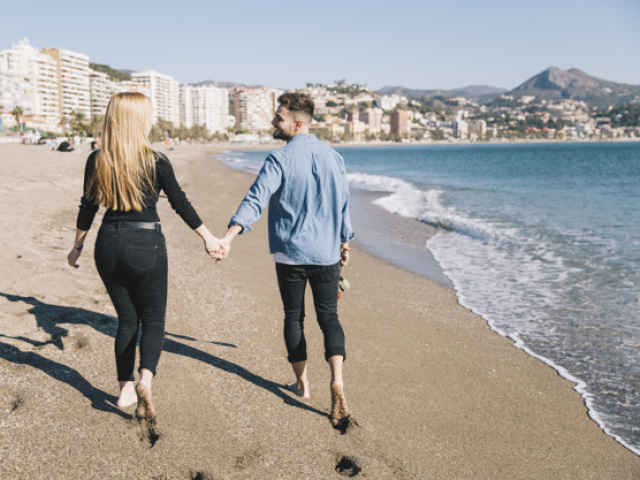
[[1, 143, 639, 479]]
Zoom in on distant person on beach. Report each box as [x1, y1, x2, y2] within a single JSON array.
[[216, 92, 354, 428], [67, 92, 221, 419], [57, 139, 74, 152], [91, 139, 99, 151]]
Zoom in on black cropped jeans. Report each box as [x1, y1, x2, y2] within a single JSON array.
[[275, 262, 346, 363], [94, 222, 168, 382]]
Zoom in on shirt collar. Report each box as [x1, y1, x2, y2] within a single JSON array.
[[287, 133, 315, 144]]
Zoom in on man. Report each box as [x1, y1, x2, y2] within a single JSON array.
[[218, 92, 354, 428]]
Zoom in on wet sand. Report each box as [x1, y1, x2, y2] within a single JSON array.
[[1, 143, 639, 479]]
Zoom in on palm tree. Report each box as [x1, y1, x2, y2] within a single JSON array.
[[11, 106, 24, 134], [89, 115, 104, 138], [68, 110, 88, 136]]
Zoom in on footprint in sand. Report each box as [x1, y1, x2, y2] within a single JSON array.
[[134, 418, 161, 448], [335, 456, 362, 477]]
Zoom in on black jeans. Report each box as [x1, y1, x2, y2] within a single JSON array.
[[94, 222, 168, 381], [275, 262, 346, 363]]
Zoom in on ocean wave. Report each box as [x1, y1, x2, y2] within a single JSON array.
[[347, 172, 493, 241]]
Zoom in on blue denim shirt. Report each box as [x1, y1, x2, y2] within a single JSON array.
[[229, 134, 354, 265]]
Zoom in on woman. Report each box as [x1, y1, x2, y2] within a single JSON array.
[[67, 92, 220, 419]]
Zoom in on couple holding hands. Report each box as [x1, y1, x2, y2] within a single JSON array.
[[67, 91, 353, 428]]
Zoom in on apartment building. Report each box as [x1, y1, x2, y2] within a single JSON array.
[[0, 73, 30, 114], [192, 85, 229, 134], [0, 38, 60, 132], [390, 109, 409, 137], [343, 119, 366, 140], [131, 70, 179, 124], [180, 85, 194, 128], [468, 119, 487, 139], [359, 108, 383, 133], [180, 84, 229, 134], [41, 47, 91, 120], [114, 81, 152, 99], [234, 87, 282, 132], [0, 73, 30, 132], [89, 69, 117, 117]]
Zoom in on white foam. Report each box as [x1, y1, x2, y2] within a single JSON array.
[[348, 173, 496, 241], [215, 151, 263, 174], [346, 172, 415, 194], [427, 229, 640, 456]]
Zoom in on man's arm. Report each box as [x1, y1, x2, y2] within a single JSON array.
[[227, 153, 283, 234], [217, 153, 283, 262]]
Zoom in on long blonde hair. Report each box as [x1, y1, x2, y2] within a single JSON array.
[[89, 92, 156, 211]]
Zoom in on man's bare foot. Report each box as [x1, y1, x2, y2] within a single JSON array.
[[330, 382, 350, 428], [135, 383, 155, 419], [287, 381, 310, 399], [117, 382, 137, 408]]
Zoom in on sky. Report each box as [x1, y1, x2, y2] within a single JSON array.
[[1, 0, 639, 91]]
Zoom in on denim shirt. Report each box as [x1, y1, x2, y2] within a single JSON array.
[[229, 134, 354, 265]]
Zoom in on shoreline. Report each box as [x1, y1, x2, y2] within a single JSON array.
[[1, 144, 639, 478], [214, 143, 640, 457]]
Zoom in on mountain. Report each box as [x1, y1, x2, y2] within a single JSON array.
[[376, 85, 507, 102], [508, 67, 640, 107], [194, 80, 263, 89]]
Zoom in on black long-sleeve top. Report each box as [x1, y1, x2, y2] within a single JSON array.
[[76, 150, 203, 231]]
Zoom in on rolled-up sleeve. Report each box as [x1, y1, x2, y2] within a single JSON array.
[[339, 160, 355, 244], [229, 153, 283, 233]]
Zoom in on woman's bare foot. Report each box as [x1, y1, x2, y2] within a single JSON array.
[[330, 382, 350, 428], [287, 381, 310, 399], [135, 383, 155, 419], [117, 381, 137, 408]]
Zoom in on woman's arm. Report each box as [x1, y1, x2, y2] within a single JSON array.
[[70, 153, 99, 268], [156, 155, 222, 258], [195, 224, 222, 258], [67, 229, 88, 268]]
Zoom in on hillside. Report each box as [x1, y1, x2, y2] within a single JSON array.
[[509, 67, 640, 107], [377, 85, 506, 103]]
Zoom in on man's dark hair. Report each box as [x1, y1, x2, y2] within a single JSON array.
[[278, 92, 314, 119]]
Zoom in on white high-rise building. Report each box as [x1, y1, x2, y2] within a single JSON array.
[[180, 85, 194, 128], [131, 70, 179, 124], [89, 69, 117, 117], [0, 73, 31, 113], [184, 85, 229, 134], [41, 47, 91, 120], [180, 85, 229, 134], [0, 73, 31, 131], [0, 38, 60, 132], [114, 81, 152, 99], [234, 87, 282, 132]]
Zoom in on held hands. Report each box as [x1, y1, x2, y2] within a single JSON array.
[[203, 234, 224, 259], [214, 237, 232, 262], [214, 225, 242, 263]]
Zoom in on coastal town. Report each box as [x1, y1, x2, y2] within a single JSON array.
[[1, 38, 639, 145]]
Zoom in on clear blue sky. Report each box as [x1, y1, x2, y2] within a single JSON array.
[[2, 0, 638, 91]]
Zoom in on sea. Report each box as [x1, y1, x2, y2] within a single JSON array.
[[218, 141, 640, 455]]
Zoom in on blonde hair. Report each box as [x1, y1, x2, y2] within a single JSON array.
[[89, 92, 156, 211]]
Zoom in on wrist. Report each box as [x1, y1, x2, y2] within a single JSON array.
[[74, 242, 84, 251]]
